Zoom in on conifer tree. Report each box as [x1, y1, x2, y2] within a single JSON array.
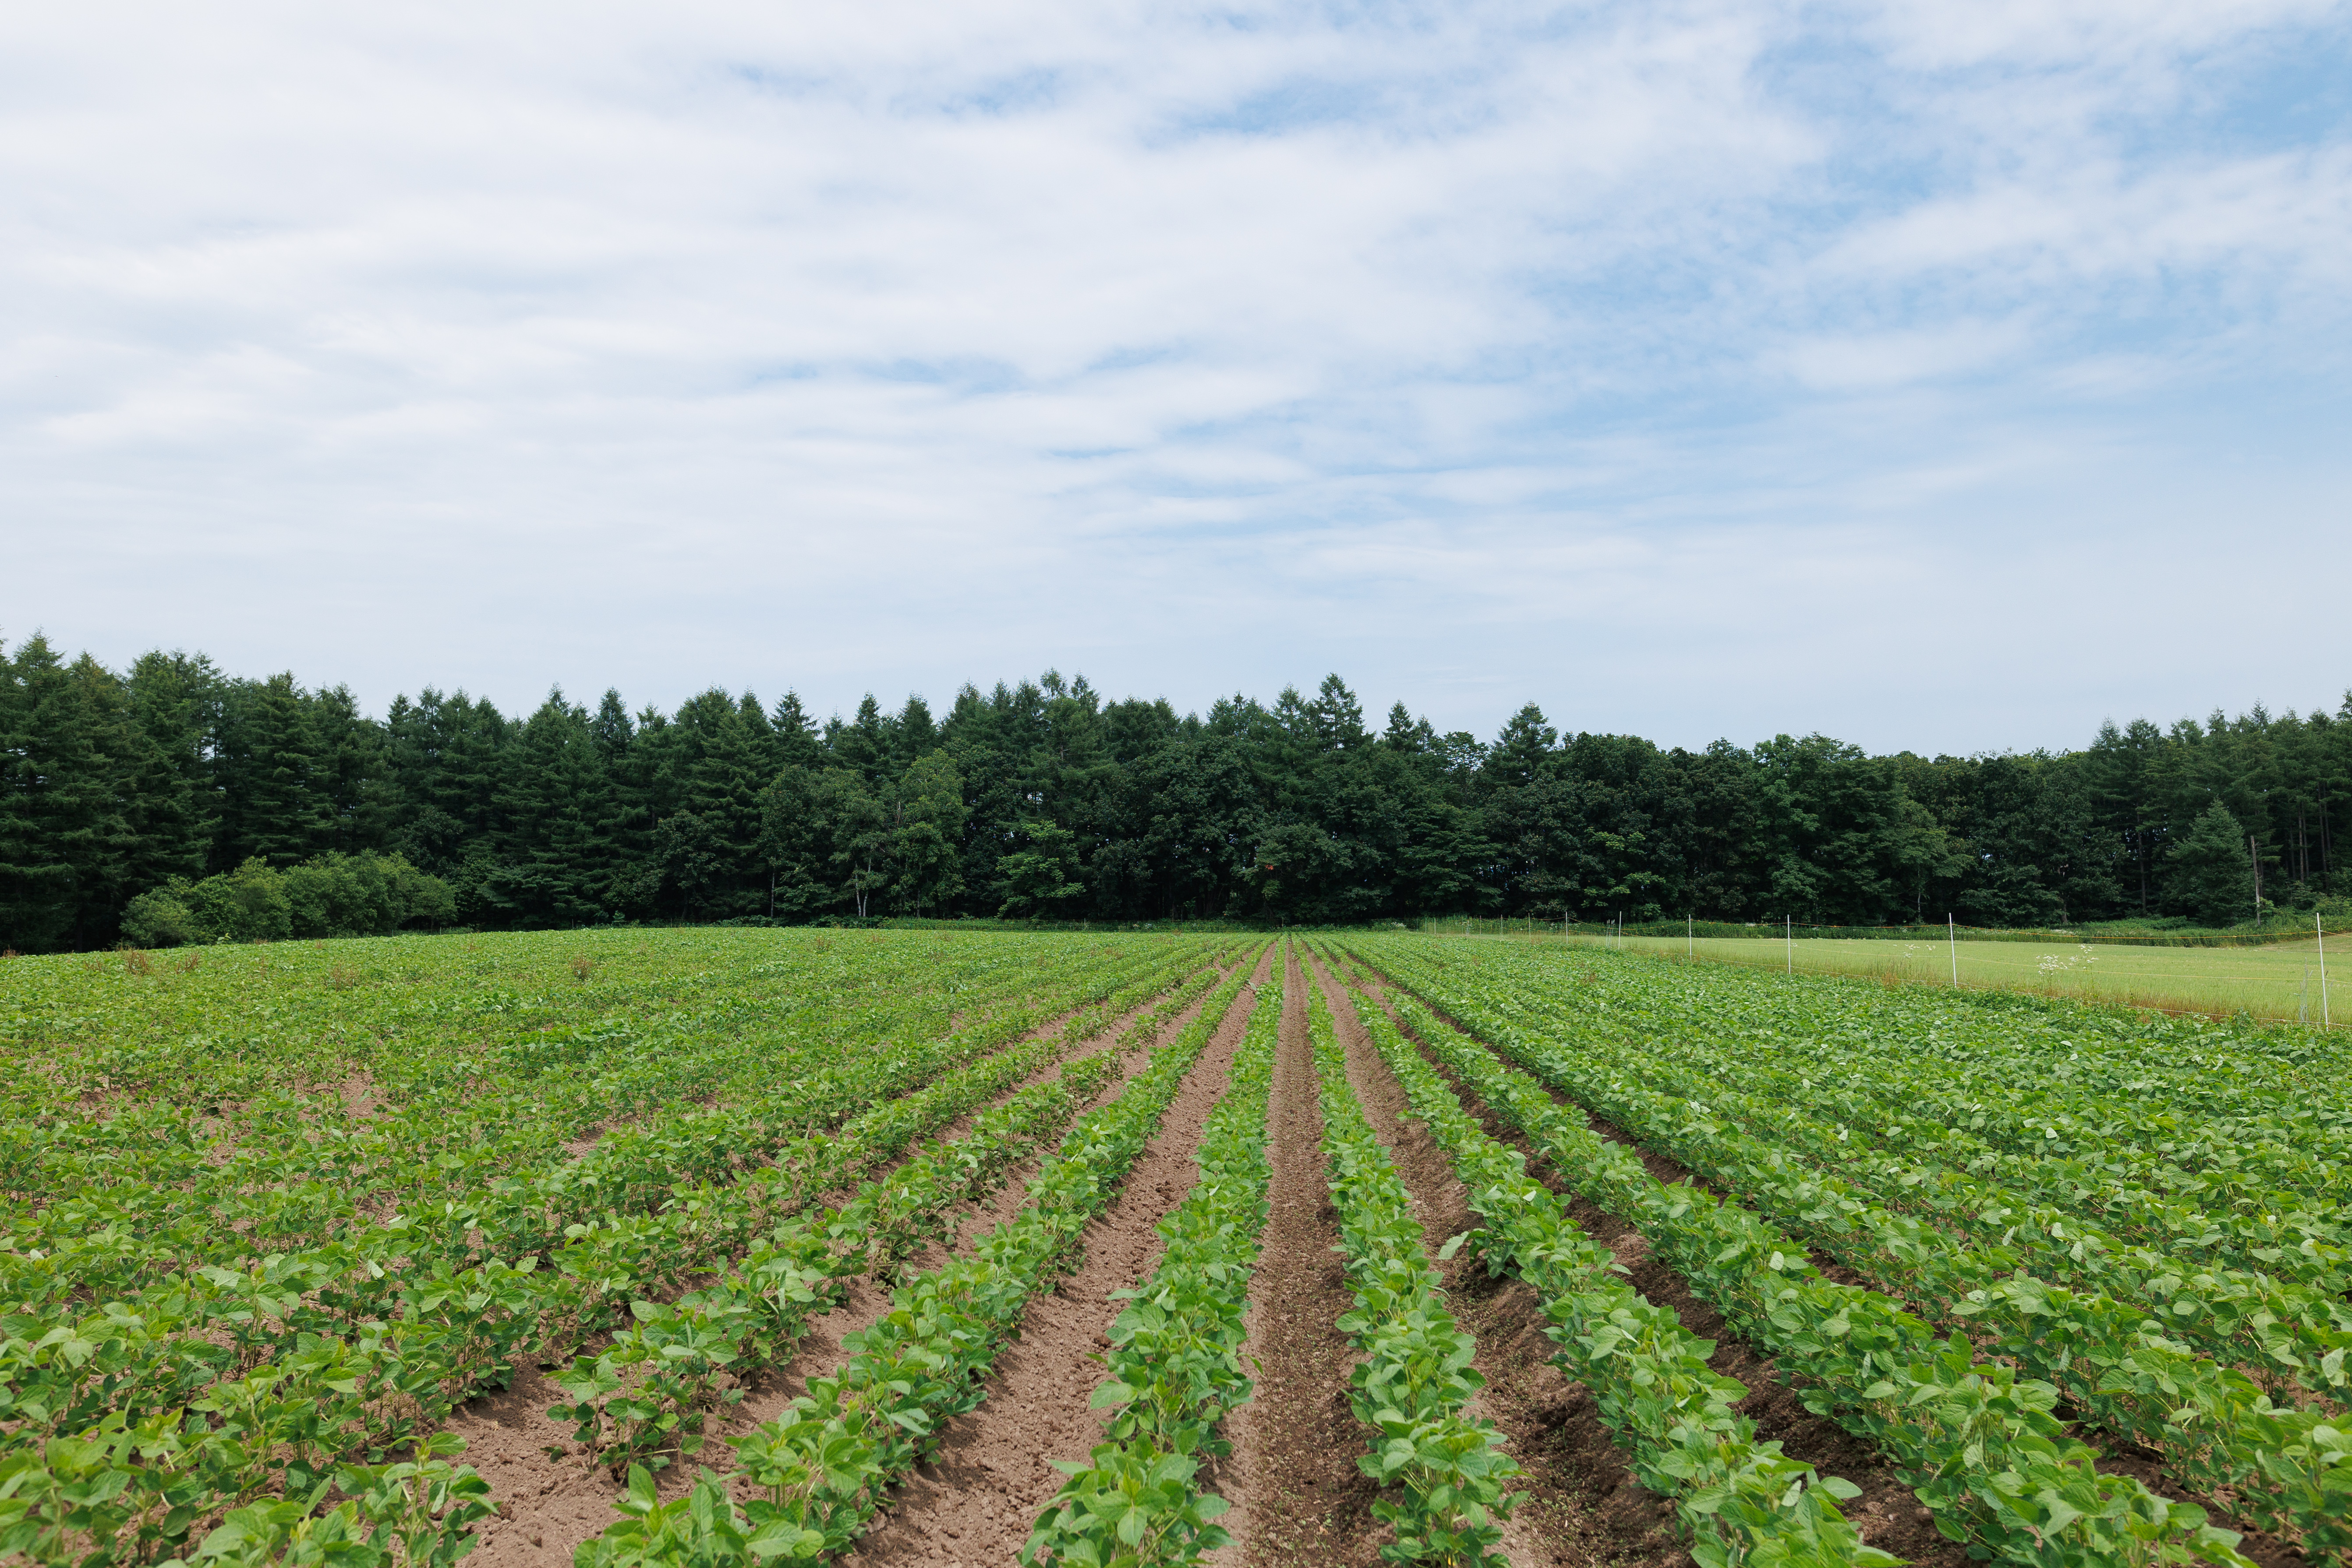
[[123, 650, 222, 885], [2167, 798, 2257, 926], [216, 673, 327, 867], [0, 637, 137, 949]]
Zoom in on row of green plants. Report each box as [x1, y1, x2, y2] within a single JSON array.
[[570, 952, 1267, 1566], [539, 959, 1243, 1483], [1559, 946, 2352, 1221], [1579, 921, 2328, 949], [1469, 958, 2352, 1402], [1411, 945, 2352, 1380], [1301, 955, 1524, 1564], [544, 1045, 1130, 1480], [1714, 1022, 2352, 1221], [6, 941, 1201, 1312], [0, 1430, 494, 1568], [5, 936, 1173, 1274], [1403, 942, 2352, 1287], [0, 943, 1226, 1566], [8, 937, 996, 1262], [1315, 945, 1895, 1568], [1351, 942, 2257, 1568], [1020, 973, 1286, 1566], [1368, 944, 2352, 1556]]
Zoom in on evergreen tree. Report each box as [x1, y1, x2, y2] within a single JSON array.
[[685, 697, 770, 916], [488, 690, 615, 925], [310, 684, 390, 853], [895, 694, 938, 767], [890, 750, 968, 916], [591, 690, 636, 763], [1305, 674, 1368, 752], [215, 674, 327, 867], [770, 691, 824, 770], [834, 694, 891, 789], [2167, 798, 2257, 926], [122, 650, 222, 887], [0, 637, 134, 950]]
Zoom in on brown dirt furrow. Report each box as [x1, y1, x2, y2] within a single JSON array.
[[460, 968, 1237, 1568], [1215, 945, 1386, 1568], [842, 943, 1278, 1567], [1336, 959, 1972, 1568], [1303, 949, 1555, 1567]]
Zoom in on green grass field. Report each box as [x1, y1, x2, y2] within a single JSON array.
[[1469, 927, 2343, 1027]]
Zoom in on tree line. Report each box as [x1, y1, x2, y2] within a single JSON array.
[[3, 630, 2345, 951]]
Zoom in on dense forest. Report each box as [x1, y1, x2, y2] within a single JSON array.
[[2, 631, 2344, 951]]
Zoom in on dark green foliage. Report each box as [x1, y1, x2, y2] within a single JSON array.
[[9, 628, 2352, 950], [996, 820, 1087, 918], [119, 851, 455, 945], [2168, 799, 2257, 927]]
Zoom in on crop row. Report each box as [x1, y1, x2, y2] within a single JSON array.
[[1430, 938, 2352, 1207], [0, 945, 1204, 1335], [1022, 971, 1285, 1567], [1312, 945, 1894, 1568], [1470, 957, 2352, 1398], [542, 1031, 1138, 1480], [1298, 953, 1523, 1565], [1359, 943, 2352, 1559], [1345, 943, 2257, 1568], [1396, 944, 2352, 1338], [572, 950, 1268, 1567]]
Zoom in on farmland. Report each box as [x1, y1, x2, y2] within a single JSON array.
[[3, 931, 2347, 1568], [1527, 928, 2343, 1027]]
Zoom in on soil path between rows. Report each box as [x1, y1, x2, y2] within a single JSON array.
[[1336, 950, 1975, 1568], [841, 941, 1279, 1567], [1303, 948, 1553, 1568], [1212, 943, 1387, 1568], [460, 960, 1238, 1568]]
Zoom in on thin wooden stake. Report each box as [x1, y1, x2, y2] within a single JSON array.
[[2320, 913, 2331, 1027]]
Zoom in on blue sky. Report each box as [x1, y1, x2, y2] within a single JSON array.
[[5, 0, 2348, 754]]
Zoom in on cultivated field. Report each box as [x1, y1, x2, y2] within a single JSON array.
[[1510, 929, 2345, 1028], [3, 931, 2346, 1568]]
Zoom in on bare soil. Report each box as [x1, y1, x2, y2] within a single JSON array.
[[842, 944, 1278, 1567], [1213, 945, 1387, 1568]]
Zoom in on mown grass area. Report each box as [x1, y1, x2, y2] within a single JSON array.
[[1464, 927, 2343, 1027]]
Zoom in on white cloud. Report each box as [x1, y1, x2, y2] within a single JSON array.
[[1781, 319, 2034, 388], [1, 0, 2348, 754]]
